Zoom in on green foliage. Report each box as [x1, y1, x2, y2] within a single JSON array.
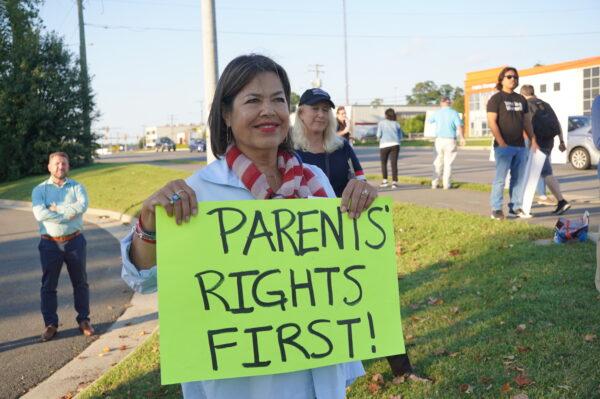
[[371, 98, 384, 107], [399, 114, 425, 134], [0, 0, 97, 182], [406, 81, 463, 109], [290, 91, 300, 111]]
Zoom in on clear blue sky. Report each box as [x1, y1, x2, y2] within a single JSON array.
[[40, 0, 600, 141]]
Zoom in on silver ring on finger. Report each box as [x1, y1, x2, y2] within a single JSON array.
[[360, 188, 369, 196], [169, 192, 182, 205]]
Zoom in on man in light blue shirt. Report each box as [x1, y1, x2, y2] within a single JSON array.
[[32, 152, 94, 341], [428, 97, 465, 189]]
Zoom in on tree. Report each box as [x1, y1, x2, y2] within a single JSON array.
[[405, 81, 464, 109], [290, 91, 300, 112], [370, 98, 383, 107], [452, 88, 464, 114], [399, 114, 425, 134], [405, 81, 440, 105], [0, 0, 97, 181]]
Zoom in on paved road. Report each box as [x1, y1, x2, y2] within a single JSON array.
[[99, 147, 599, 202], [0, 209, 132, 399], [353, 146, 599, 202]]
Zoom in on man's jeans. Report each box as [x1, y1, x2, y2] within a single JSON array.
[[490, 145, 527, 211], [39, 234, 89, 327]]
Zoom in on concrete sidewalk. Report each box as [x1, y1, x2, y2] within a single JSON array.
[[377, 183, 600, 240]]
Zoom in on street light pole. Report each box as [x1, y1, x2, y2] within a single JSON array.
[[342, 0, 349, 105], [201, 0, 219, 163], [76, 0, 91, 141]]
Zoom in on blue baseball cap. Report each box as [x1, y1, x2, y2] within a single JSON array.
[[299, 88, 335, 108]]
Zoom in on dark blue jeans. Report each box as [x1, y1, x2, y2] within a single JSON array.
[[38, 234, 89, 327]]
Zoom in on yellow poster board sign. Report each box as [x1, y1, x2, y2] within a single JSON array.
[[156, 197, 404, 384]]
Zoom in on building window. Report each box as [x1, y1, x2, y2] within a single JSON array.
[[554, 82, 560, 91], [482, 121, 490, 136], [469, 93, 480, 111], [583, 66, 600, 115], [540, 84, 546, 93]]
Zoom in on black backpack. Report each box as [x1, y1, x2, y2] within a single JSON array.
[[531, 99, 560, 140]]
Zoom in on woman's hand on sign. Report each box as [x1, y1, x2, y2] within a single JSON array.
[[340, 179, 377, 219], [140, 179, 198, 229]]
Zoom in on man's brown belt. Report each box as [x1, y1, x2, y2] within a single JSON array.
[[41, 230, 80, 242]]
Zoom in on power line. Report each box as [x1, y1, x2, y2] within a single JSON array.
[[91, 0, 600, 16], [84, 23, 600, 40]]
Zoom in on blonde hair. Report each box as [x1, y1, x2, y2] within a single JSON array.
[[292, 105, 344, 153]]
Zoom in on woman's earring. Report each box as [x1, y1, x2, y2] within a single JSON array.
[[226, 126, 233, 144]]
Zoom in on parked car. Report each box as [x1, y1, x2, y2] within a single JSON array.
[[189, 138, 206, 152], [156, 137, 176, 152], [568, 115, 591, 132], [353, 124, 378, 143], [567, 124, 599, 170]]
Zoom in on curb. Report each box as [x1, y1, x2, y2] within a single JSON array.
[[0, 200, 157, 399]]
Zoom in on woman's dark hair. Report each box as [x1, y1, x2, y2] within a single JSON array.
[[208, 54, 292, 158], [495, 66, 518, 91], [384, 108, 396, 121]]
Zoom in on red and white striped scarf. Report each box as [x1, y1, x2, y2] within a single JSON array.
[[225, 145, 328, 199]]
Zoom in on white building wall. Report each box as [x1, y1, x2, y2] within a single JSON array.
[[519, 68, 583, 164]]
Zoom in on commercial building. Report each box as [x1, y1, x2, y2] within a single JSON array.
[[145, 123, 205, 148], [465, 56, 600, 139], [347, 104, 438, 141]]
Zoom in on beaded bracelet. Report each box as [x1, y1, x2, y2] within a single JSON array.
[[133, 218, 156, 244]]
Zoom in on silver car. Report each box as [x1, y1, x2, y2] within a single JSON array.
[[567, 124, 599, 170]]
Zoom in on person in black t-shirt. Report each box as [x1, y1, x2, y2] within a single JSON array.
[[486, 66, 536, 220], [520, 85, 570, 215]]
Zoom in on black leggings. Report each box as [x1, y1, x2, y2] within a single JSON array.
[[380, 145, 400, 181]]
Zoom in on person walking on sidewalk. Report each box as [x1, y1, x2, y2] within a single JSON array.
[[32, 152, 94, 341], [428, 96, 465, 189], [376, 108, 403, 188], [487, 66, 536, 220], [520, 85, 571, 215]]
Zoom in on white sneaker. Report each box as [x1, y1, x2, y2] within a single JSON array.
[[391, 182, 398, 189], [379, 182, 389, 188]]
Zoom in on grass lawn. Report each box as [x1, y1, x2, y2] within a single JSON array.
[[78, 203, 599, 398], [366, 174, 492, 193], [0, 163, 189, 216]]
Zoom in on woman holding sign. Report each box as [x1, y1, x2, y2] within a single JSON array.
[[121, 54, 367, 399]]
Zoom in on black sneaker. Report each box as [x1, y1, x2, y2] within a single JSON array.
[[491, 210, 505, 220], [553, 200, 571, 215], [507, 208, 517, 218], [515, 208, 532, 219]]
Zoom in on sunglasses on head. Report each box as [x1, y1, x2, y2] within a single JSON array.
[[505, 75, 518, 80]]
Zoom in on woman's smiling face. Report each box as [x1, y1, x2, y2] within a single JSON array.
[[224, 72, 290, 155]]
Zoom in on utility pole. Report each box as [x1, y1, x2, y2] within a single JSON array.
[[168, 114, 175, 142], [308, 64, 324, 88], [342, 0, 349, 105], [201, 0, 219, 163], [76, 0, 91, 140]]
